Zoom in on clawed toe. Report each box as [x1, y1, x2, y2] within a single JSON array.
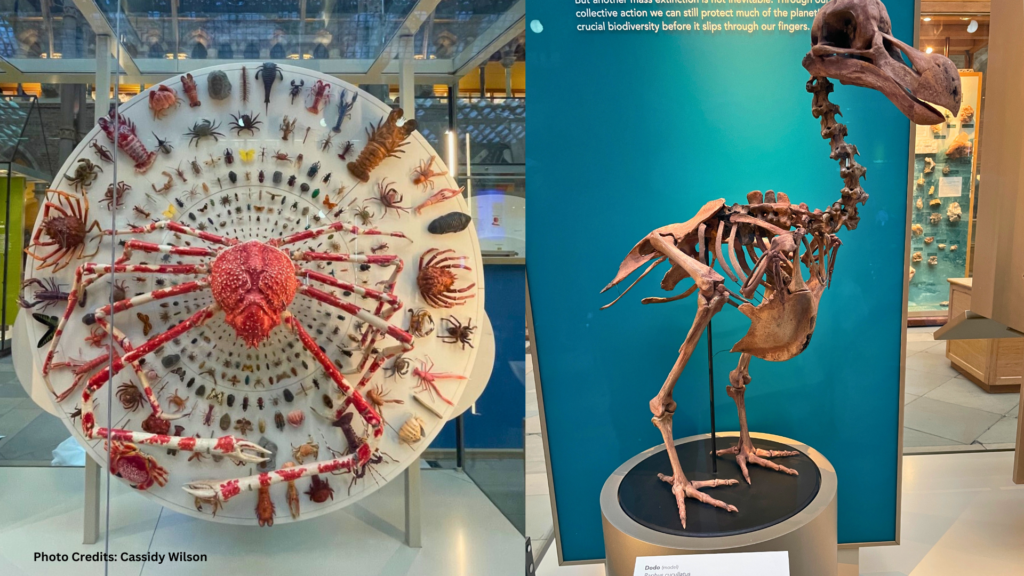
[[658, 472, 738, 528]]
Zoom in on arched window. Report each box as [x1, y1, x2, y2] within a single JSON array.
[[243, 42, 260, 59], [191, 42, 208, 59], [218, 43, 233, 59], [148, 42, 165, 59], [269, 43, 285, 59], [313, 44, 328, 59]]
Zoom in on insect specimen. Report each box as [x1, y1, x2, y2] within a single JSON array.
[[152, 133, 174, 155], [32, 313, 59, 347], [189, 157, 203, 176]]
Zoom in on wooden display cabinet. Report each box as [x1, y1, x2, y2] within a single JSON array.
[[946, 278, 1024, 393]]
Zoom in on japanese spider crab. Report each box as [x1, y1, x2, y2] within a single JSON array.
[[417, 248, 476, 309], [25, 189, 102, 273], [599, 0, 962, 528], [40, 219, 419, 505]]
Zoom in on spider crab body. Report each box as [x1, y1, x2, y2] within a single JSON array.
[[210, 241, 298, 348]]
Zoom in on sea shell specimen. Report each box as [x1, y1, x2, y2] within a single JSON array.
[[912, 252, 923, 263], [924, 158, 935, 174], [931, 124, 942, 134], [950, 244, 958, 251], [930, 198, 942, 207], [928, 186, 935, 196], [912, 224, 924, 237], [916, 198, 923, 210], [207, 70, 232, 100], [938, 244, 946, 249], [398, 416, 426, 445], [943, 165, 950, 175], [940, 301, 949, 307], [928, 255, 938, 265], [947, 201, 962, 223], [946, 132, 972, 159], [287, 409, 304, 427], [959, 104, 975, 124], [916, 176, 925, 188], [924, 236, 934, 244], [909, 266, 916, 282], [930, 213, 942, 224]]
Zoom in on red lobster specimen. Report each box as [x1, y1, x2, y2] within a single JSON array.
[[97, 110, 158, 173], [181, 73, 201, 107], [305, 80, 331, 114]]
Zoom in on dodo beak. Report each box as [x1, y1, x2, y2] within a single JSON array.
[[803, 22, 961, 125]]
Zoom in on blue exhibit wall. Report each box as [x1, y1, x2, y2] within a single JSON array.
[[432, 263, 526, 450], [527, 1, 912, 563]]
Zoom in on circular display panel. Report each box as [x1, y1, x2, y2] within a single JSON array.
[[19, 63, 483, 525]]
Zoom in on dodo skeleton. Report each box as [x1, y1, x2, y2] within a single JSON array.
[[601, 0, 961, 527]]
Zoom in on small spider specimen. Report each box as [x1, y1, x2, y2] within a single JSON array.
[[374, 180, 409, 218], [384, 355, 413, 379], [185, 119, 224, 147], [441, 316, 475, 350], [117, 382, 146, 411], [230, 111, 262, 136], [101, 181, 131, 210]]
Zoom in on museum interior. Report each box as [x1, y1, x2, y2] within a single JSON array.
[[0, 1, 528, 575], [526, 0, 1024, 575]]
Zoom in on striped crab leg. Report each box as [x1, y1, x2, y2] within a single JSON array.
[[106, 220, 238, 247], [268, 221, 410, 248], [114, 241, 217, 265]]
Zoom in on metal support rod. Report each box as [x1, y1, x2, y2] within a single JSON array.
[[84, 455, 101, 544], [95, 35, 111, 119], [707, 318, 717, 474], [397, 33, 416, 120], [404, 460, 422, 547], [455, 413, 466, 470]]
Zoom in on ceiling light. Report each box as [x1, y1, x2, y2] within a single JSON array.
[[967, 20, 979, 33], [923, 17, 931, 21], [925, 47, 933, 54]]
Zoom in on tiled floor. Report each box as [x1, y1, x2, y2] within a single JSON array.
[[0, 466, 525, 576], [536, 450, 1024, 576], [903, 327, 1019, 452], [0, 355, 71, 466]]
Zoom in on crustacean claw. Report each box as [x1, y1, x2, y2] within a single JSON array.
[[182, 481, 219, 500], [220, 438, 272, 464]]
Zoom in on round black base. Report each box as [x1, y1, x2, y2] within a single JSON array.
[[617, 437, 821, 538]]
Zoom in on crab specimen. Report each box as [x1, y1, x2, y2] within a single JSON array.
[[413, 156, 448, 191], [40, 219, 418, 506], [292, 436, 319, 464], [597, 0, 963, 528], [351, 203, 374, 226], [25, 189, 102, 272], [101, 181, 130, 210], [374, 180, 409, 218], [64, 159, 103, 191], [116, 382, 146, 411], [149, 85, 181, 118], [441, 316, 475, 350], [230, 111, 262, 136], [109, 441, 168, 490], [408, 308, 435, 337], [98, 109, 158, 173], [417, 248, 476, 309], [185, 119, 225, 147], [167, 389, 189, 413]]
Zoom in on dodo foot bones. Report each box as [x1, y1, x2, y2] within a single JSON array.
[[656, 474, 739, 529], [715, 443, 799, 484]]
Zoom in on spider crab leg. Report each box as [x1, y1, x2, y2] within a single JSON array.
[[78, 304, 267, 463], [106, 220, 238, 247], [42, 263, 209, 399], [113, 240, 217, 265], [268, 221, 411, 248]]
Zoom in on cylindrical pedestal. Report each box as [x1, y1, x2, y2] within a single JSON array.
[[602, 432, 837, 576]]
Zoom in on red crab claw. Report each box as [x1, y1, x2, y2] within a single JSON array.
[[212, 436, 272, 464]]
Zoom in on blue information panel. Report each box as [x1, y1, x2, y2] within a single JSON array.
[[527, 1, 912, 563]]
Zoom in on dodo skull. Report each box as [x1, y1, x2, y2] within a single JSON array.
[[803, 0, 961, 125]]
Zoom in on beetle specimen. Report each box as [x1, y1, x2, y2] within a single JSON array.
[[441, 316, 475, 350], [307, 161, 321, 179], [152, 133, 174, 155], [231, 111, 262, 136], [185, 119, 225, 147], [189, 157, 203, 176]]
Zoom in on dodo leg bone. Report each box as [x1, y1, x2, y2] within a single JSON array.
[[715, 353, 799, 484]]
